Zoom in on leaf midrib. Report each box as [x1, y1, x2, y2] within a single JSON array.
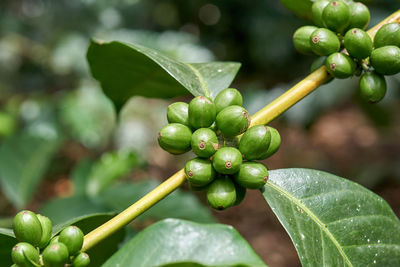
[[266, 181, 353, 267], [185, 63, 210, 98]]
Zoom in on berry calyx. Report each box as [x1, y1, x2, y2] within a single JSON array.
[[293, 26, 319, 55], [325, 52, 356, 79], [310, 28, 340, 56]]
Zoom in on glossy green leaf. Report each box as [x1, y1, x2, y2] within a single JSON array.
[[71, 159, 94, 196], [0, 132, 61, 208], [99, 180, 215, 223], [86, 150, 141, 197], [39, 195, 107, 225], [263, 168, 400, 267], [51, 213, 125, 267], [87, 40, 241, 107], [0, 228, 16, 266], [102, 218, 267, 267]]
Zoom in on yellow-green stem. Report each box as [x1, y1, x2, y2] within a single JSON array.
[[82, 9, 400, 252]]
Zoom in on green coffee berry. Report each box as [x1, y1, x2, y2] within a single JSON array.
[[310, 28, 340, 56], [158, 123, 192, 154], [234, 162, 268, 189], [359, 72, 387, 103], [37, 214, 52, 249], [233, 182, 246, 206], [322, 0, 350, 33], [311, 0, 331, 27], [239, 125, 271, 160], [167, 102, 189, 126], [185, 158, 216, 187], [325, 52, 356, 79], [373, 22, 400, 48], [214, 88, 243, 113], [58, 225, 84, 255], [293, 26, 319, 55], [191, 128, 218, 158], [42, 243, 69, 267], [72, 252, 91, 267], [212, 147, 243, 175], [188, 96, 216, 129], [347, 2, 370, 30], [206, 177, 236, 210], [49, 236, 59, 245], [344, 28, 373, 59], [216, 105, 250, 137], [262, 127, 281, 159], [11, 242, 40, 266], [13, 210, 42, 246], [370, 46, 400, 75]]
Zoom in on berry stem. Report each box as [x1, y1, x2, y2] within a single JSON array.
[[81, 9, 400, 252]]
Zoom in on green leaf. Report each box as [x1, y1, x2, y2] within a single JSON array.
[[279, 0, 313, 19], [262, 168, 400, 267], [39, 195, 107, 225], [71, 159, 94, 196], [0, 228, 16, 266], [102, 218, 267, 267], [0, 132, 61, 208], [87, 40, 240, 107], [51, 213, 125, 267], [99, 180, 215, 223], [86, 150, 141, 197]]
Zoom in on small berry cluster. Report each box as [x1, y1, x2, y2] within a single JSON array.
[[11, 210, 89, 267], [293, 0, 400, 103], [158, 88, 281, 210]]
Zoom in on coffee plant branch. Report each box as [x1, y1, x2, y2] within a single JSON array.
[[82, 9, 400, 252]]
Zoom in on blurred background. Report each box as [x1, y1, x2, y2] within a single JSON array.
[[0, 0, 400, 266]]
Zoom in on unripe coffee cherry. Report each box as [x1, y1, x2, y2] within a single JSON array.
[[214, 88, 243, 113], [185, 158, 216, 187], [293, 26, 319, 55], [234, 162, 268, 189], [42, 242, 69, 267], [206, 177, 236, 210], [216, 105, 250, 137], [11, 242, 40, 266], [262, 127, 281, 158], [72, 252, 91, 267], [370, 46, 400, 75], [373, 23, 400, 48], [233, 182, 246, 206], [212, 147, 243, 175], [344, 28, 373, 59], [58, 225, 84, 255], [359, 72, 387, 103], [322, 0, 350, 33], [347, 2, 370, 30], [311, 0, 331, 27], [37, 214, 53, 248], [188, 96, 216, 129], [167, 102, 189, 126], [310, 28, 340, 56], [158, 123, 192, 154], [13, 210, 42, 246], [239, 125, 271, 160], [49, 235, 60, 245], [325, 52, 356, 79], [191, 128, 218, 158]]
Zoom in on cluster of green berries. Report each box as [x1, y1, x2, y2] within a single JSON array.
[[158, 88, 281, 210], [11, 210, 89, 267], [293, 0, 400, 103]]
